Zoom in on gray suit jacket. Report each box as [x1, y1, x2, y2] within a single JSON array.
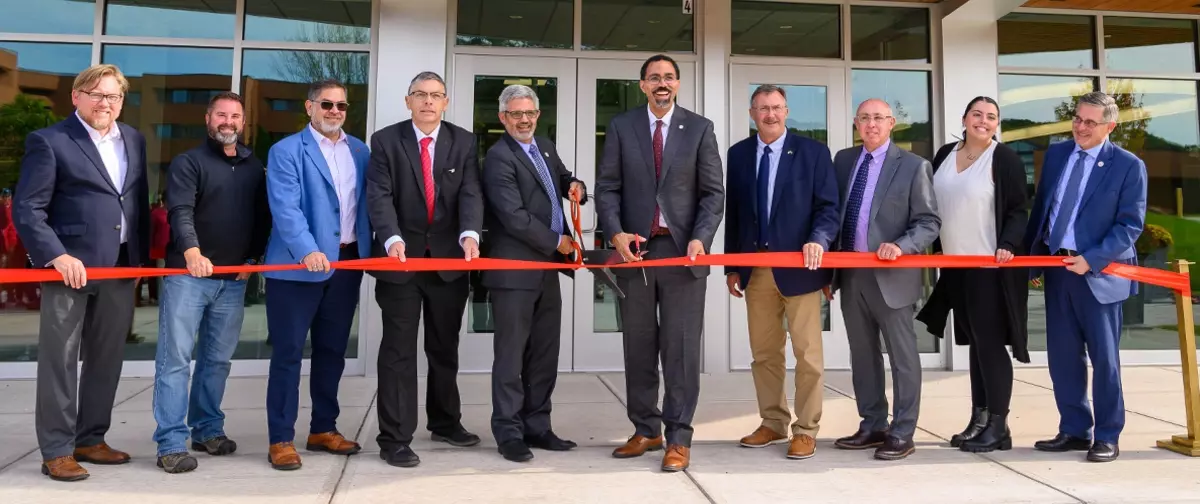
[[595, 105, 725, 278], [832, 142, 940, 309]]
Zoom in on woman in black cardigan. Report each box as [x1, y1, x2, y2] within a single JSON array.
[[916, 96, 1030, 453]]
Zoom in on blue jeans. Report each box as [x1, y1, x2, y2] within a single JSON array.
[[152, 275, 247, 457]]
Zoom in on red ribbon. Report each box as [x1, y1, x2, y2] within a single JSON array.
[[0, 252, 1189, 295]]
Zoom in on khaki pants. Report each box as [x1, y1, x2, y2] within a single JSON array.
[[745, 268, 823, 437]]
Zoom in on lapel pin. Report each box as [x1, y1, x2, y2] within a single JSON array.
[[449, 169, 456, 173], [1097, 161, 1104, 167], [678, 124, 684, 130], [544, 152, 550, 158], [787, 150, 794, 155]]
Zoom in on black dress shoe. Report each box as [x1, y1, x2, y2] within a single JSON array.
[[498, 440, 534, 462], [1033, 433, 1091, 452], [1087, 441, 1119, 462], [380, 445, 420, 468], [950, 407, 989, 448], [834, 429, 889, 450], [874, 436, 916, 461], [432, 428, 482, 447], [525, 431, 578, 451]]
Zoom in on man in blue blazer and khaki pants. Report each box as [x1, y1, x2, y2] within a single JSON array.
[[262, 78, 373, 470], [724, 84, 840, 460], [1025, 91, 1147, 463]]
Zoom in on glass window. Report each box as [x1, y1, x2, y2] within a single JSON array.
[[731, 1, 839, 58], [998, 13, 1096, 70], [245, 0, 372, 44], [850, 6, 929, 63], [582, 0, 694, 52], [0, 42, 92, 363], [1104, 17, 1198, 74], [240, 49, 369, 358], [456, 0, 572, 49], [104, 0, 236, 39], [0, 0, 96, 35], [466, 76, 559, 333]]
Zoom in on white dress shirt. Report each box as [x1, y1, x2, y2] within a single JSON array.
[[307, 124, 357, 245], [647, 105, 675, 228], [77, 112, 128, 244], [382, 122, 480, 253]]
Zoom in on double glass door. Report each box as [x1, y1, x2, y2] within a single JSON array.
[[449, 55, 696, 373]]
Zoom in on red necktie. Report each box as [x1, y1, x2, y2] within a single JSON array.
[[420, 136, 434, 224], [650, 120, 665, 236]]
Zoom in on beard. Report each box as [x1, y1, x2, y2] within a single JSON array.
[[512, 124, 534, 142], [209, 126, 240, 145], [312, 116, 344, 135]]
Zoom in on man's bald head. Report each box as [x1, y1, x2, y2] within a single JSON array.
[[854, 98, 896, 152]]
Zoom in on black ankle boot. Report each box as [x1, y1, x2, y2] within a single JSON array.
[[960, 412, 1012, 453], [950, 407, 988, 448]]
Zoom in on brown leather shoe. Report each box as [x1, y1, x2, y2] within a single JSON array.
[[41, 456, 88, 482], [73, 443, 131, 465], [269, 442, 302, 470], [787, 434, 816, 460], [739, 426, 788, 448], [306, 431, 362, 455], [661, 444, 690, 472], [612, 434, 664, 458]]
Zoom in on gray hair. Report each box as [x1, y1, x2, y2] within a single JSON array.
[[307, 78, 346, 102], [750, 84, 787, 104], [1077, 91, 1120, 123], [408, 71, 446, 94], [498, 85, 540, 113]]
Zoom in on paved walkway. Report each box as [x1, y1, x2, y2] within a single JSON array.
[[1, 368, 1199, 503]]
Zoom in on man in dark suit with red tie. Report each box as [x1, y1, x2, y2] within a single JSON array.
[[365, 71, 484, 468]]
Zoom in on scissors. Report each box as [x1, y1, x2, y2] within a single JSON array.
[[569, 196, 627, 299]]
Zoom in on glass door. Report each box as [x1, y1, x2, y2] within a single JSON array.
[[571, 59, 698, 371], [449, 55, 578, 373], [727, 64, 852, 370]]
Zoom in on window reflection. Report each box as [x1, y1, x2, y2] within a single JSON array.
[[245, 0, 372, 43], [1104, 17, 1198, 74], [0, 42, 91, 362], [850, 6, 929, 63], [731, 1, 839, 58], [104, 0, 236, 39], [998, 13, 1095, 70], [0, 0, 96, 35], [457, 0, 572, 49], [582, 0, 694, 52]]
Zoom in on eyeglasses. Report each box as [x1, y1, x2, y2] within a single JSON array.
[[1072, 116, 1108, 129], [856, 114, 894, 124], [409, 91, 446, 102], [319, 100, 349, 112], [643, 75, 677, 85], [754, 105, 787, 115], [504, 110, 538, 120], [80, 91, 123, 104]]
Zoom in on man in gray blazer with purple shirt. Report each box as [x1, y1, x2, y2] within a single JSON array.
[[830, 98, 940, 461]]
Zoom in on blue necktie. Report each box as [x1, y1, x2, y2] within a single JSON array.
[[840, 153, 873, 252], [1048, 151, 1088, 252], [756, 146, 772, 248], [529, 143, 564, 235]]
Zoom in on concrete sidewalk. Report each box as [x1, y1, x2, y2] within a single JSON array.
[[0, 368, 1198, 503]]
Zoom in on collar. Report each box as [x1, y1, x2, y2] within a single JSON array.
[[756, 133, 786, 153], [413, 122, 441, 143], [206, 136, 246, 160], [648, 104, 676, 128], [864, 138, 891, 159], [76, 111, 120, 142], [1071, 139, 1105, 160], [308, 123, 346, 145]]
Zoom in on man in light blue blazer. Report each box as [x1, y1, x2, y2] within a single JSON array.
[[262, 79, 373, 471], [1024, 91, 1147, 463]]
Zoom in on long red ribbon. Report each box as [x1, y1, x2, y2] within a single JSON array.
[[0, 252, 1190, 294]]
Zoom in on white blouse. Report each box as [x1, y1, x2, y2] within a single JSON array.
[[933, 142, 998, 255]]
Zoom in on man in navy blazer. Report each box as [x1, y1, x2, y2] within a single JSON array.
[[261, 79, 373, 471], [13, 64, 148, 481], [1025, 91, 1146, 463], [723, 85, 839, 460]]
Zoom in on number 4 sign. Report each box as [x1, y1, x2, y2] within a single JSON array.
[[682, 0, 693, 14]]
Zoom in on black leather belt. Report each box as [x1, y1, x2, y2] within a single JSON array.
[[1052, 248, 1079, 257]]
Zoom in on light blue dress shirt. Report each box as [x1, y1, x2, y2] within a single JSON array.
[[754, 133, 786, 219], [1047, 141, 1105, 251]]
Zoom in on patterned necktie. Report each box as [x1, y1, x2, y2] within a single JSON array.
[[1048, 151, 1088, 251], [840, 152, 872, 252], [419, 136, 434, 224], [649, 119, 665, 236], [757, 146, 772, 248], [528, 143, 563, 235]]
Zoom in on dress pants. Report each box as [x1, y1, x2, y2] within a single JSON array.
[[744, 268, 824, 437], [489, 271, 562, 443], [265, 245, 362, 444], [839, 269, 922, 441], [619, 235, 705, 447], [36, 246, 134, 460], [1044, 267, 1125, 444], [374, 269, 469, 450]]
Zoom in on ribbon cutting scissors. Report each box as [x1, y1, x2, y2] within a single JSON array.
[[568, 194, 626, 299]]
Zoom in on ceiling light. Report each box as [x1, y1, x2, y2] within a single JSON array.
[[780, 25, 792, 29], [648, 20, 660, 24], [509, 15, 523, 19], [626, 44, 638, 48]]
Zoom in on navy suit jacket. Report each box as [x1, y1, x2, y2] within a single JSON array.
[[14, 116, 149, 268], [724, 132, 840, 297], [1024, 139, 1146, 304]]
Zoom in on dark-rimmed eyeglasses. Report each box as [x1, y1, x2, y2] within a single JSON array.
[[504, 110, 538, 120], [319, 100, 349, 112]]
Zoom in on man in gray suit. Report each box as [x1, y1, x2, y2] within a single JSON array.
[[831, 98, 940, 461], [481, 84, 586, 463], [596, 54, 725, 472]]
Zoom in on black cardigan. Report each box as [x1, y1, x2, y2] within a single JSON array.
[[914, 141, 1032, 363]]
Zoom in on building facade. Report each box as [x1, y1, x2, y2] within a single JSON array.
[[0, 0, 1198, 379]]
